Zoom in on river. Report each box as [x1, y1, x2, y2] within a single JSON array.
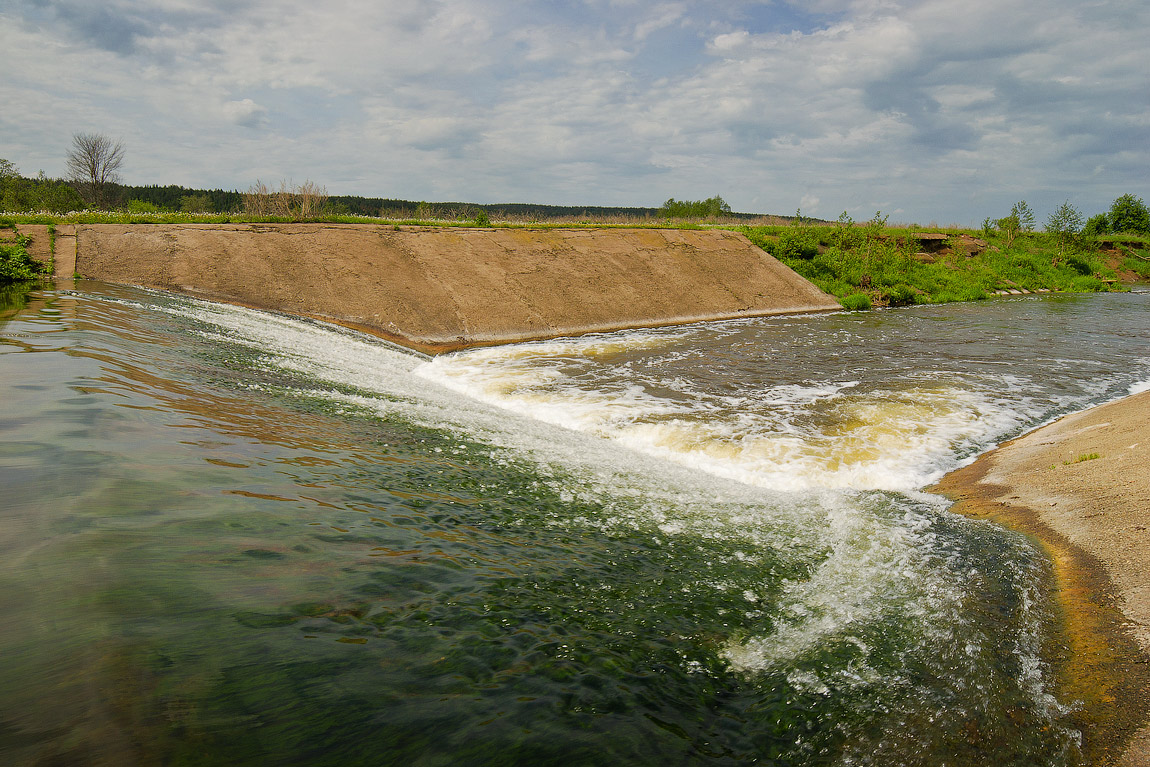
[[2, 281, 1148, 766]]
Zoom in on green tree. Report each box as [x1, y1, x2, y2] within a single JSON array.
[[992, 201, 1033, 248], [659, 195, 732, 219], [1012, 200, 1036, 232], [1108, 194, 1150, 235], [180, 194, 213, 213], [1046, 201, 1085, 258], [996, 212, 1020, 248], [1082, 213, 1110, 237]]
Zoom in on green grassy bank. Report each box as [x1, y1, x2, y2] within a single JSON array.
[[741, 216, 1150, 310]]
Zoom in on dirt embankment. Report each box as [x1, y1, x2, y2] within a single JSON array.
[[29, 223, 839, 353], [935, 391, 1150, 766]]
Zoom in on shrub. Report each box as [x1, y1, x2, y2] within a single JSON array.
[[827, 211, 863, 250], [128, 199, 161, 213], [0, 233, 46, 283], [840, 293, 872, 311], [886, 283, 920, 306], [1065, 255, 1094, 276], [774, 228, 819, 259], [990, 201, 1035, 248]]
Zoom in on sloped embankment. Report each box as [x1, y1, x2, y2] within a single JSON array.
[[67, 223, 839, 353]]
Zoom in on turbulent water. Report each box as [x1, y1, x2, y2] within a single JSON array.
[[2, 281, 1148, 766]]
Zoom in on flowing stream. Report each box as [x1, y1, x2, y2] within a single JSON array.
[[1, 281, 1148, 766]]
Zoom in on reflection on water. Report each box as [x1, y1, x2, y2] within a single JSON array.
[[1, 283, 1148, 765]]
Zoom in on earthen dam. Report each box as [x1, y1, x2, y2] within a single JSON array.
[[19, 223, 840, 354]]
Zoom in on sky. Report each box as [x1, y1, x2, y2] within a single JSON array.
[[2, 0, 1147, 224]]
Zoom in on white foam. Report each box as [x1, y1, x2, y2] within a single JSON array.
[[419, 349, 1025, 493]]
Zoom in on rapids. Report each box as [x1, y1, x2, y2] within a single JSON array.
[[1, 281, 1147, 765]]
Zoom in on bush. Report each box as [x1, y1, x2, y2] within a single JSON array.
[[0, 233, 46, 283], [886, 283, 920, 306], [1065, 255, 1094, 276], [840, 293, 872, 311], [826, 211, 863, 250], [128, 199, 161, 213], [774, 228, 819, 260]]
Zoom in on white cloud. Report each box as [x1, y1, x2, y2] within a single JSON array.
[[221, 99, 268, 129], [633, 2, 687, 40], [1, 0, 1146, 222]]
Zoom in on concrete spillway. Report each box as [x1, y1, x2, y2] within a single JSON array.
[[23, 223, 840, 353]]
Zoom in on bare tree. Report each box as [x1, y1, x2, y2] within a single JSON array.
[[296, 180, 327, 219], [242, 178, 328, 220], [66, 132, 125, 209]]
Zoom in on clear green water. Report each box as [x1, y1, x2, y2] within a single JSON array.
[[1, 282, 1148, 766]]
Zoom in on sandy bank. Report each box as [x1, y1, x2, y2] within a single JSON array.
[[935, 391, 1150, 766], [31, 223, 839, 353]]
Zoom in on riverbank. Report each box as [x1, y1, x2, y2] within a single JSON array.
[[14, 223, 839, 353], [934, 390, 1150, 766]]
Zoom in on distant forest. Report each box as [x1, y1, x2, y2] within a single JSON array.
[[118, 184, 769, 221], [1, 156, 776, 221]]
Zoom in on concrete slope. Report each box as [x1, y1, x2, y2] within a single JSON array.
[[72, 223, 839, 353]]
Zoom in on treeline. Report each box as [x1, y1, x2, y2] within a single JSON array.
[[121, 190, 770, 221], [122, 184, 243, 213], [0, 160, 84, 213], [444, 202, 664, 220], [0, 159, 772, 221]]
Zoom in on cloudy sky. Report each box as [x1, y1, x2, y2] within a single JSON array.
[[2, 0, 1147, 224]]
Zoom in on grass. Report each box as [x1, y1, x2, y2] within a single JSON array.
[[740, 220, 1140, 309], [1063, 452, 1102, 465]]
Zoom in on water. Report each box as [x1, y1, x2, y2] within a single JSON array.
[[2, 281, 1148, 766]]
